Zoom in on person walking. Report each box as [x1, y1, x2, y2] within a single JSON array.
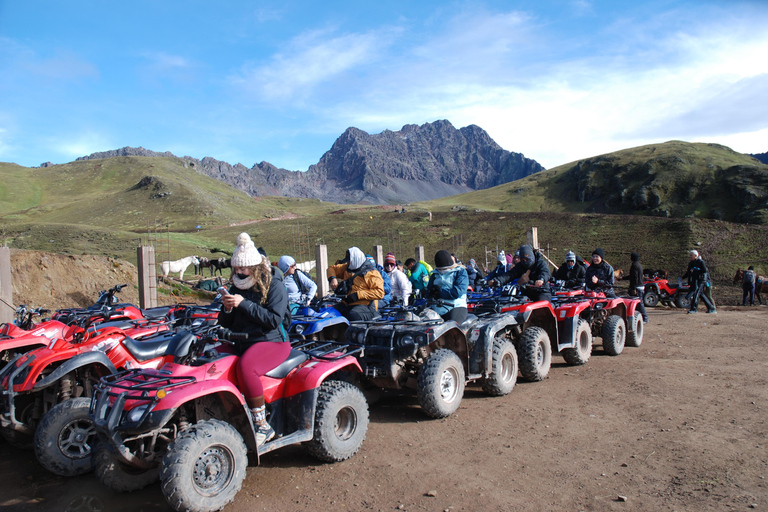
[[628, 252, 649, 323], [682, 250, 715, 314], [742, 266, 757, 306]]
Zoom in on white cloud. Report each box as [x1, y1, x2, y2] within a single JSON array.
[[229, 26, 400, 103]]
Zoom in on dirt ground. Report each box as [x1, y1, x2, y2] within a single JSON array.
[[1, 249, 767, 511], [0, 300, 766, 511]]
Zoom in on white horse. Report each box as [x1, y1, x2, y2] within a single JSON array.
[[295, 260, 316, 273], [161, 256, 200, 280]]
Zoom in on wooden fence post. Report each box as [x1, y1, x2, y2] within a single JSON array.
[[316, 245, 329, 298], [373, 245, 384, 267], [415, 245, 425, 263], [0, 247, 12, 324], [137, 246, 158, 309]]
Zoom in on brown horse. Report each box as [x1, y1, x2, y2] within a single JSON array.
[[733, 269, 768, 304]]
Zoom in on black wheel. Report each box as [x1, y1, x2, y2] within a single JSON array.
[[626, 311, 644, 348], [416, 349, 466, 418], [562, 319, 592, 365], [34, 397, 96, 476], [516, 327, 552, 382], [161, 419, 247, 512], [601, 315, 626, 356], [305, 380, 369, 462], [643, 291, 659, 307], [674, 293, 691, 309], [482, 336, 518, 396], [93, 444, 160, 492]]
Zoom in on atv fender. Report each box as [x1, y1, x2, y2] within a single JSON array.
[[467, 316, 519, 377], [518, 304, 558, 351], [424, 323, 469, 366], [283, 356, 363, 398], [303, 316, 349, 336], [554, 301, 591, 351], [33, 351, 117, 391]]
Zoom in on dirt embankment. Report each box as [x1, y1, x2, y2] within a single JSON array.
[[6, 249, 139, 312]]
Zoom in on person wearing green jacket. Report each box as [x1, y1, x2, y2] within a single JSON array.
[[404, 258, 430, 296]]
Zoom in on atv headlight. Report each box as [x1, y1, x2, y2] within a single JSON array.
[[400, 334, 414, 346], [397, 334, 417, 359], [294, 323, 306, 335], [126, 404, 150, 424], [357, 331, 366, 344]]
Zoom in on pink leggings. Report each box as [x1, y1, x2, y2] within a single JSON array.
[[236, 341, 291, 398]]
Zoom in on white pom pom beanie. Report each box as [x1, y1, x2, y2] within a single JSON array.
[[231, 233, 262, 267]]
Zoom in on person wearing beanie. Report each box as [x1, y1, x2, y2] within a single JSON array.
[[426, 249, 469, 322], [553, 250, 586, 289], [465, 258, 481, 288], [585, 248, 616, 297], [278, 255, 318, 313], [628, 252, 649, 323], [218, 233, 290, 446], [512, 250, 521, 266], [492, 245, 552, 302], [327, 247, 385, 321], [682, 249, 715, 313], [485, 250, 509, 282], [384, 252, 412, 305]]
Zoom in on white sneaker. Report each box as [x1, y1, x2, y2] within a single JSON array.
[[256, 424, 275, 446]]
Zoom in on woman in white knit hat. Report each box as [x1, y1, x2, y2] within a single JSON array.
[[218, 232, 289, 445]]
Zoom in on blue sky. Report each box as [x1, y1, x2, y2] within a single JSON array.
[[1, 0, 766, 171]]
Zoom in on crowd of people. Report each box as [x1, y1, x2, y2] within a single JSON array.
[[216, 231, 739, 445]]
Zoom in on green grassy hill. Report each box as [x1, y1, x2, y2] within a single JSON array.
[[2, 147, 768, 294], [423, 141, 768, 223]]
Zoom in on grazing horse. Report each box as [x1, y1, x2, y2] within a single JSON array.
[[210, 257, 231, 276], [161, 256, 199, 280], [733, 269, 768, 304], [195, 257, 212, 276], [613, 268, 625, 281]]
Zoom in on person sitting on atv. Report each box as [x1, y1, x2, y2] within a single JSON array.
[[466, 258, 484, 289], [328, 247, 385, 321], [218, 233, 290, 446], [552, 250, 586, 289], [278, 255, 318, 314], [585, 248, 616, 298], [426, 250, 469, 323], [491, 245, 552, 302], [384, 252, 412, 305], [366, 254, 392, 308], [404, 258, 430, 295], [485, 251, 509, 282]]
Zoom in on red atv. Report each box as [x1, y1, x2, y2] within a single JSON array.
[[642, 277, 691, 309], [90, 325, 368, 512], [551, 290, 643, 361], [0, 305, 218, 475]]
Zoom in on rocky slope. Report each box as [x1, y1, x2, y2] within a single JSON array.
[[75, 120, 544, 204]]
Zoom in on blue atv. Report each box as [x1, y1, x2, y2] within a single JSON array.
[[289, 296, 349, 341]]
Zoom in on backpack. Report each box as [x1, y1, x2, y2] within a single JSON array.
[[419, 260, 434, 274], [744, 270, 756, 285]]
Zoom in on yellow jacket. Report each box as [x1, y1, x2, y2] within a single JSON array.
[[327, 262, 385, 309]]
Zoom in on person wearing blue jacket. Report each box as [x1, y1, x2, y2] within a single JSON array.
[[426, 250, 469, 323], [366, 255, 391, 308], [277, 255, 318, 313]]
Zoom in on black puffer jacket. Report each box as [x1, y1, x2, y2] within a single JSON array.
[[218, 266, 288, 345], [496, 253, 551, 286], [585, 260, 615, 291], [628, 260, 644, 290], [553, 263, 586, 289]]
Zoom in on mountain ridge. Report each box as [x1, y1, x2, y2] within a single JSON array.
[[72, 120, 544, 204]]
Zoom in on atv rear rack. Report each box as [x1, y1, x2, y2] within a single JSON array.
[[290, 340, 363, 361]]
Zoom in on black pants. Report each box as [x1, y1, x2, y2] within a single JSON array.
[[440, 307, 468, 324], [635, 288, 649, 322], [743, 283, 755, 306], [334, 303, 376, 321], [687, 282, 714, 312], [524, 288, 552, 302]]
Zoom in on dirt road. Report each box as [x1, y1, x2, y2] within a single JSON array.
[[1, 305, 766, 511]]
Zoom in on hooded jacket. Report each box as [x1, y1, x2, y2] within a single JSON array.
[[426, 265, 469, 316], [327, 248, 385, 308]]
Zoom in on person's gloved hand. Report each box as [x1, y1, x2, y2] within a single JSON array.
[[344, 292, 359, 304]]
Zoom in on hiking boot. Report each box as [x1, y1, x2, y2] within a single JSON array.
[[643, 318, 649, 324], [256, 423, 275, 446], [687, 310, 698, 314], [706, 309, 717, 314]]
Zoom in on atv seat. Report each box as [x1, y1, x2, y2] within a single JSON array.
[[94, 320, 136, 332], [141, 306, 174, 319], [122, 332, 183, 362], [460, 315, 478, 332], [266, 349, 309, 379]]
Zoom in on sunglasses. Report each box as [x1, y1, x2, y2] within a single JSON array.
[[384, 263, 395, 268]]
